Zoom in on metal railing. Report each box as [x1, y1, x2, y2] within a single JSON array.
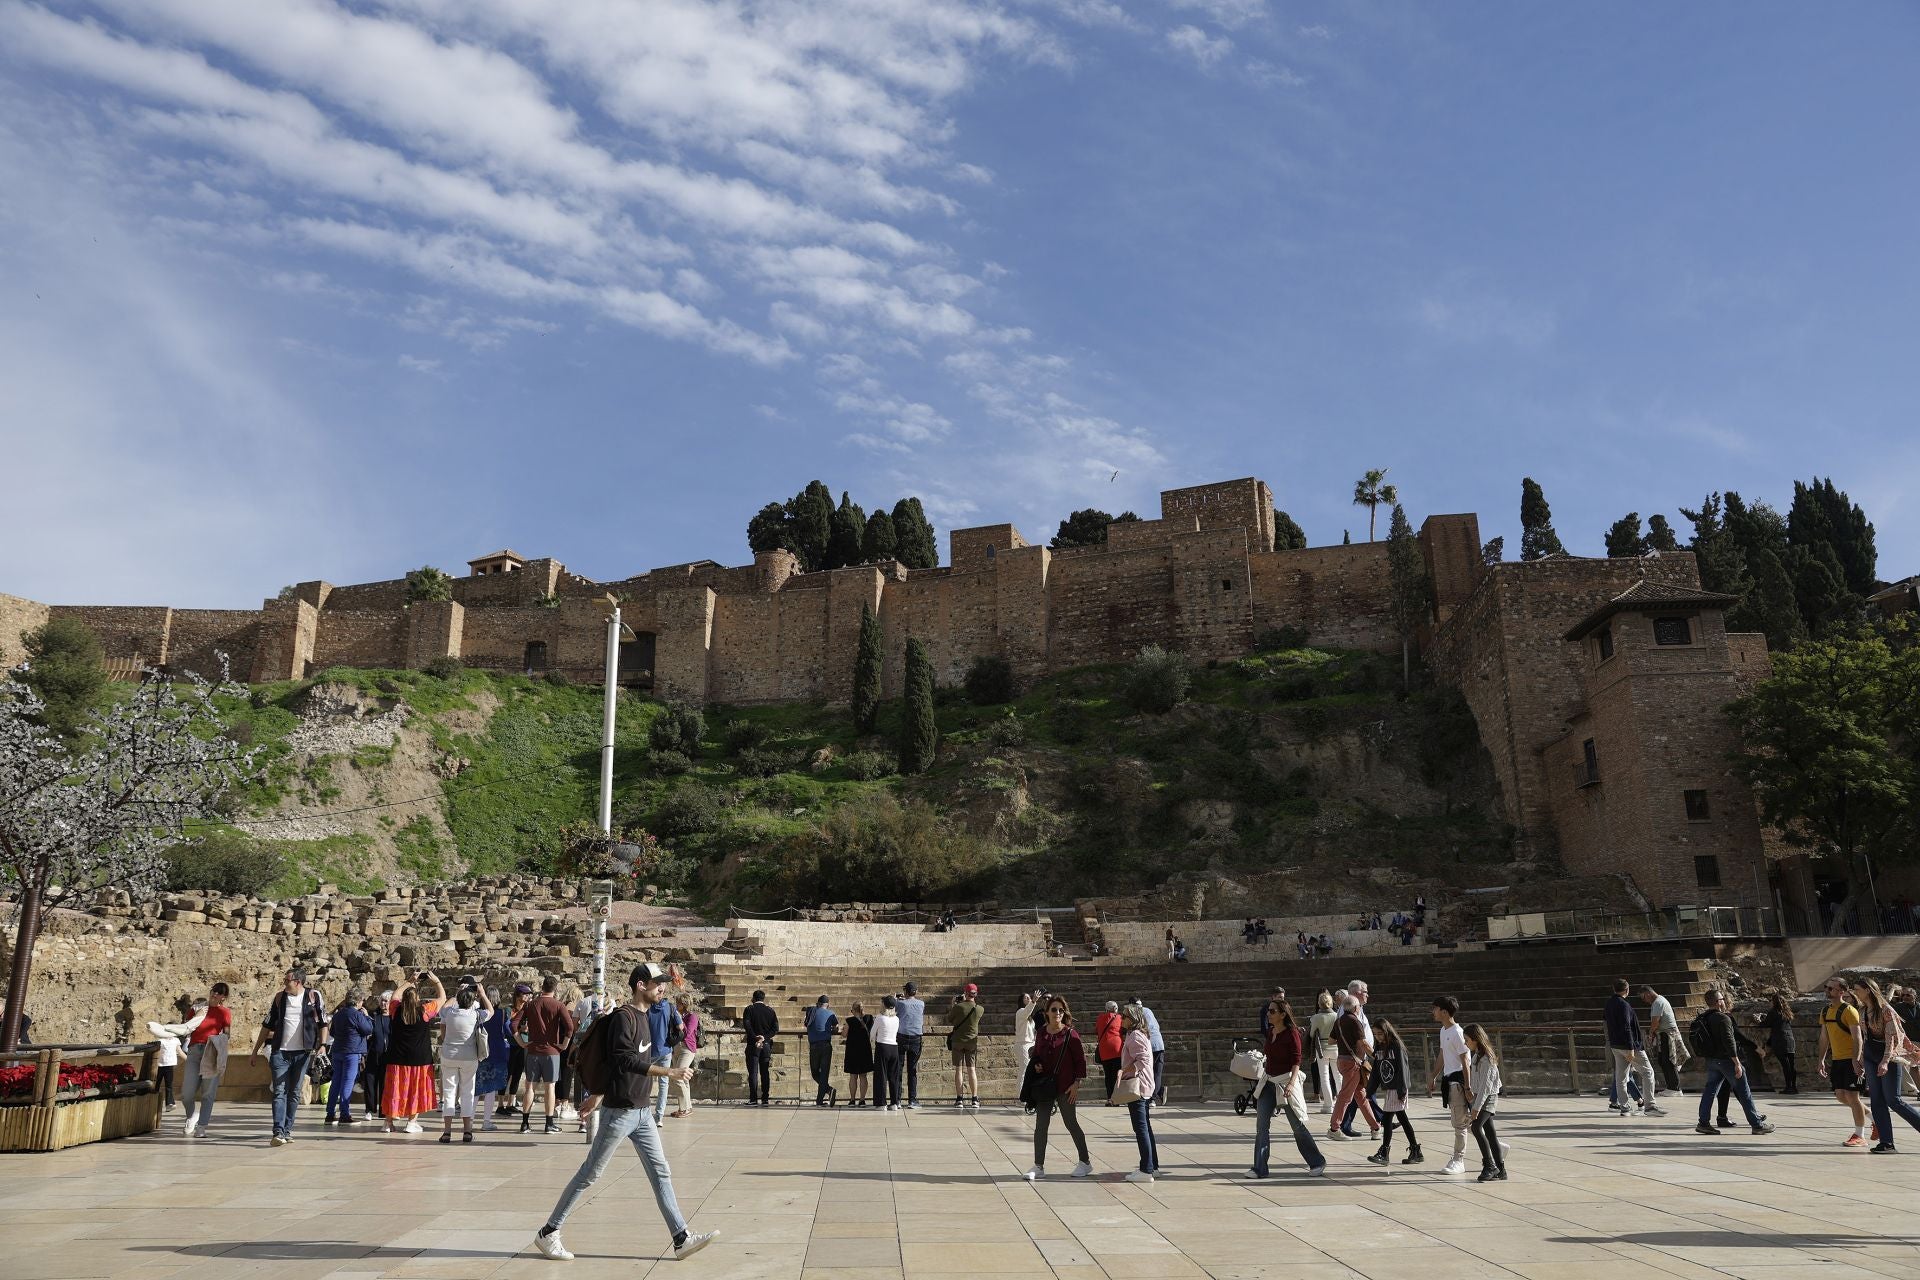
[[1488, 905, 1781, 943]]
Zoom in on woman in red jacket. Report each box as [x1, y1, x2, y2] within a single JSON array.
[[1095, 1001, 1125, 1102], [1025, 996, 1093, 1181]]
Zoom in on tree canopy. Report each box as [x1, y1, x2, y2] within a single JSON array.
[[1352, 468, 1398, 542], [13, 617, 107, 743], [1519, 478, 1567, 560], [1274, 510, 1308, 550], [1049, 508, 1140, 549], [746, 482, 939, 570]]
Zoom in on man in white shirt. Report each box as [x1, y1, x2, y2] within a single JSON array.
[[1429, 995, 1472, 1175], [252, 968, 328, 1146], [1642, 985, 1684, 1093]]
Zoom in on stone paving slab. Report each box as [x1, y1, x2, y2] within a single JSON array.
[[3, 1095, 1919, 1278]]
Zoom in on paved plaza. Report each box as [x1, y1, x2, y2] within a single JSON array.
[[3, 1094, 1918, 1280]]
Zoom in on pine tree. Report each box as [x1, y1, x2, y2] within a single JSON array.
[[1481, 536, 1505, 565], [899, 637, 938, 772], [746, 502, 790, 556], [1604, 512, 1647, 558], [14, 618, 108, 744], [826, 492, 865, 569], [1789, 478, 1877, 597], [1729, 546, 1806, 651], [1385, 504, 1432, 691], [891, 498, 939, 569], [1680, 494, 1751, 599], [789, 481, 834, 571], [1645, 514, 1680, 553], [1274, 511, 1308, 550], [1051, 509, 1115, 549], [851, 603, 883, 733], [1519, 478, 1568, 560], [861, 510, 898, 563]]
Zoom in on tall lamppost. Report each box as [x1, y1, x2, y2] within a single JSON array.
[[593, 594, 634, 1011]]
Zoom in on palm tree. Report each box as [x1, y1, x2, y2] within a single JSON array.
[[1352, 469, 1398, 542]]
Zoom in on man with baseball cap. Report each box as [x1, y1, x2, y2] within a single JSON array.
[[534, 963, 717, 1265], [947, 984, 984, 1109]]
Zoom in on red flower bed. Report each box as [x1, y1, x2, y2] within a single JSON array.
[[0, 1061, 137, 1099]]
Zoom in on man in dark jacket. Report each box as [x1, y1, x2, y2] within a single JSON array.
[[534, 963, 715, 1265], [1605, 978, 1663, 1116], [250, 968, 328, 1146], [1691, 988, 1775, 1136], [363, 989, 391, 1119], [742, 990, 779, 1107]]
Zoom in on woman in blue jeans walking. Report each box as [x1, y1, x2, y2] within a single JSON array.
[[1117, 1004, 1157, 1183], [1849, 978, 1920, 1153], [1248, 999, 1327, 1179]]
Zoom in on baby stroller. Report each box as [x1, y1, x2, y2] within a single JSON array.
[[1228, 1039, 1265, 1115]]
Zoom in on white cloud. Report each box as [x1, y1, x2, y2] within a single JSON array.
[[1165, 25, 1233, 70], [1169, 0, 1267, 30], [397, 353, 442, 374], [1413, 281, 1557, 349]]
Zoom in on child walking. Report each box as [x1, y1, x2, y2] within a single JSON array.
[[1464, 1023, 1507, 1182], [1366, 1020, 1420, 1166]]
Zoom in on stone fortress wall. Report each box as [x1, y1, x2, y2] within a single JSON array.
[[3, 474, 1783, 910]]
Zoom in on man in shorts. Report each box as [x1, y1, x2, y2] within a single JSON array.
[[515, 976, 577, 1135], [947, 984, 984, 1109], [1817, 977, 1870, 1146]]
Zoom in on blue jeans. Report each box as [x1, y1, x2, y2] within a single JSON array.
[[327, 1053, 363, 1121], [180, 1040, 222, 1130], [269, 1049, 311, 1136], [1696, 1059, 1760, 1127], [653, 1073, 671, 1124], [1126, 1099, 1157, 1173], [1864, 1039, 1920, 1145], [1253, 1081, 1324, 1176], [544, 1104, 687, 1241]]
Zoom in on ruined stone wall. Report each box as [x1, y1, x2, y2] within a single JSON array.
[[1248, 543, 1396, 651], [252, 600, 316, 682], [0, 590, 50, 667], [308, 610, 407, 671]]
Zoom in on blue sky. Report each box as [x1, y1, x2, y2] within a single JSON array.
[[3, 1, 1914, 607]]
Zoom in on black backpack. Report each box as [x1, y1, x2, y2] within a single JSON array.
[[568, 1007, 623, 1097], [1687, 1012, 1714, 1058]]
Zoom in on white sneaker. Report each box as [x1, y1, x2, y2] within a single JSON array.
[[533, 1230, 572, 1261], [1442, 1158, 1467, 1174], [269, 1135, 286, 1147], [182, 1124, 198, 1138], [673, 1230, 718, 1261], [482, 1122, 499, 1131], [1124, 1171, 1154, 1183], [1641, 1106, 1666, 1118], [1025, 1165, 1044, 1181], [1498, 1140, 1512, 1159], [1242, 1169, 1265, 1179], [1070, 1161, 1093, 1178], [404, 1120, 424, 1134]]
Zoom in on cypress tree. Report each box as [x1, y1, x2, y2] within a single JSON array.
[[891, 498, 939, 569], [1385, 504, 1432, 691], [789, 481, 834, 571], [851, 603, 883, 733], [746, 502, 790, 556], [1645, 514, 1680, 553], [861, 509, 899, 563], [899, 637, 938, 773], [826, 492, 865, 569], [1789, 477, 1877, 597], [1729, 546, 1806, 651], [1604, 512, 1646, 558], [1274, 510, 1308, 550], [1680, 494, 1750, 598], [1519, 478, 1568, 560]]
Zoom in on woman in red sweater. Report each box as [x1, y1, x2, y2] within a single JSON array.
[[1094, 1001, 1125, 1102], [1249, 999, 1327, 1179], [1025, 996, 1092, 1181]]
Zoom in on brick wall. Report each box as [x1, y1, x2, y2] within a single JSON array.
[[1046, 545, 1177, 668], [654, 587, 714, 704], [457, 606, 556, 673], [308, 610, 406, 671], [1106, 515, 1199, 552], [0, 591, 50, 667], [49, 605, 174, 664], [1248, 543, 1396, 650], [167, 609, 264, 681], [322, 579, 408, 611], [405, 600, 464, 669], [252, 600, 316, 682], [950, 524, 1028, 571], [1160, 478, 1274, 553]]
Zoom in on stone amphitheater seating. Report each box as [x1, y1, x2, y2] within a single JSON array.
[[1096, 917, 1456, 960]]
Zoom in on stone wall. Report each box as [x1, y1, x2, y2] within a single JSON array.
[[0, 590, 50, 667], [1096, 917, 1461, 960], [308, 609, 407, 670], [730, 920, 1051, 967], [1248, 542, 1395, 650], [166, 609, 262, 681]]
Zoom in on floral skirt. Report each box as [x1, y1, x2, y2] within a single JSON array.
[[476, 1056, 509, 1097], [383, 1064, 438, 1117]]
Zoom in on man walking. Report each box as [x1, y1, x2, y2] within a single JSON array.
[[1429, 995, 1472, 1174], [251, 968, 328, 1147], [1691, 988, 1775, 1136], [896, 982, 926, 1108], [515, 976, 577, 1135], [804, 995, 840, 1107], [1642, 984, 1685, 1094], [648, 985, 683, 1123], [1329, 984, 1377, 1142], [947, 984, 984, 1108], [1135, 998, 1167, 1105], [742, 990, 778, 1107], [1606, 978, 1664, 1116], [1816, 977, 1870, 1145], [533, 964, 717, 1264]]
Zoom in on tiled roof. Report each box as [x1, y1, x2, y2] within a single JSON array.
[[1563, 579, 1740, 641], [466, 548, 527, 564]]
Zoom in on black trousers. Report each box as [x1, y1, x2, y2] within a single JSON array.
[[899, 1034, 922, 1103], [362, 1049, 385, 1112], [1100, 1056, 1121, 1101], [157, 1064, 175, 1108], [1777, 1051, 1798, 1092], [747, 1041, 773, 1103], [1377, 1110, 1417, 1152], [875, 1043, 902, 1107], [809, 1041, 834, 1102], [1034, 1094, 1090, 1168], [1471, 1109, 1504, 1171]]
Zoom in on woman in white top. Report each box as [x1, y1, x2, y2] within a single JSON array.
[[1308, 992, 1340, 1113], [1014, 992, 1038, 1073], [872, 995, 903, 1111], [435, 979, 494, 1143]]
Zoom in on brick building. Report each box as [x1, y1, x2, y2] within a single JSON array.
[[2, 476, 1781, 908]]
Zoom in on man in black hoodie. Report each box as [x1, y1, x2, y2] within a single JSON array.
[[1691, 988, 1775, 1137], [742, 990, 779, 1107], [1605, 978, 1663, 1116], [534, 964, 716, 1264]]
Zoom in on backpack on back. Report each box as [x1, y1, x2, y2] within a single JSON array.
[[1687, 1012, 1713, 1058], [568, 1007, 621, 1097]]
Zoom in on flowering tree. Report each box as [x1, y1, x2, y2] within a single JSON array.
[[1, 672, 254, 1050]]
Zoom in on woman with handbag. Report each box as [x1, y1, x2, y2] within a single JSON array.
[[1115, 1004, 1157, 1182], [1248, 999, 1327, 1179], [1095, 1002, 1125, 1102], [1850, 976, 1920, 1152], [436, 978, 493, 1144], [1024, 996, 1093, 1181]]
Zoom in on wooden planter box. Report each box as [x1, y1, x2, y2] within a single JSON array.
[[0, 1045, 163, 1153]]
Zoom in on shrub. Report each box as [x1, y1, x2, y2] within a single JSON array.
[[1049, 699, 1093, 745], [424, 656, 463, 680], [1256, 625, 1310, 651], [984, 712, 1026, 749], [722, 719, 773, 755], [1289, 705, 1330, 737], [798, 793, 994, 901], [933, 683, 968, 709], [735, 746, 807, 777], [964, 655, 1016, 705], [543, 669, 571, 687], [840, 750, 897, 781], [649, 704, 704, 757], [1273, 673, 1319, 702], [1124, 645, 1191, 714], [655, 782, 728, 838], [163, 829, 288, 896], [647, 748, 692, 775]]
